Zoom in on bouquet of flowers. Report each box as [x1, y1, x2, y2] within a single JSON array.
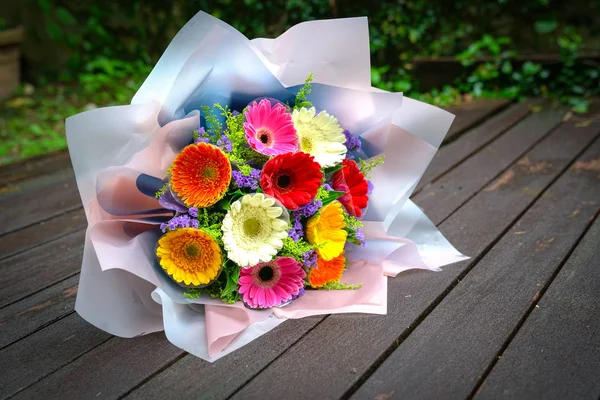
[[67, 11, 466, 361]]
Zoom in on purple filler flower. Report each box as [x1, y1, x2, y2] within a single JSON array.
[[367, 179, 374, 195], [302, 249, 317, 268], [288, 212, 304, 242], [298, 199, 322, 218], [232, 168, 261, 190], [355, 227, 366, 247], [343, 129, 361, 152], [161, 214, 199, 233]]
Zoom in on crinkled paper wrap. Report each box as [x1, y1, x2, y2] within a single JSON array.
[[66, 11, 467, 362]]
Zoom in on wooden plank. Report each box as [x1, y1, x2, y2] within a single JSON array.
[[444, 98, 511, 142], [10, 333, 183, 400], [0, 208, 86, 261], [0, 150, 71, 187], [230, 105, 600, 399], [0, 313, 111, 400], [0, 274, 78, 349], [14, 317, 322, 400], [0, 167, 74, 202], [414, 99, 543, 194], [350, 137, 600, 399], [475, 217, 600, 400], [414, 104, 567, 225], [0, 229, 84, 308], [0, 172, 80, 236]]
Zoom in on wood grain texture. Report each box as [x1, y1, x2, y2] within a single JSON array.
[[0, 208, 85, 261], [351, 136, 600, 400], [0, 274, 78, 349], [89, 317, 320, 400], [0, 313, 111, 400], [0, 171, 79, 236], [475, 215, 600, 399], [415, 99, 543, 194], [0, 229, 84, 308], [231, 104, 600, 400], [414, 104, 567, 225], [0, 150, 71, 187], [10, 333, 182, 400], [444, 98, 511, 142]]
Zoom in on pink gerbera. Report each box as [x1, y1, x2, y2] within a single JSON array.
[[244, 99, 298, 156], [238, 257, 306, 309]]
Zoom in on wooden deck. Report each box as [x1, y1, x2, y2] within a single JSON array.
[[1, 98, 599, 400]]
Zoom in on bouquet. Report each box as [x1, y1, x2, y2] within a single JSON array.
[[67, 11, 466, 361]]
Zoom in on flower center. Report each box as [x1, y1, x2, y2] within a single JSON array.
[[243, 217, 262, 237], [256, 128, 273, 146], [202, 167, 216, 179], [258, 266, 274, 282], [184, 243, 200, 259], [252, 262, 282, 288], [277, 174, 291, 188], [300, 136, 313, 152]]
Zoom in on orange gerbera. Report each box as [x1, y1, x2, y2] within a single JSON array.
[[170, 143, 231, 207], [308, 253, 346, 288]]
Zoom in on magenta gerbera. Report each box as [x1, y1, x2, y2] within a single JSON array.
[[244, 99, 298, 156], [238, 257, 306, 308]]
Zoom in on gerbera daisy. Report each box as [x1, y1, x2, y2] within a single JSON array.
[[244, 99, 298, 156], [221, 193, 289, 267], [238, 257, 306, 308], [331, 159, 369, 217], [156, 228, 222, 287], [260, 152, 323, 210], [306, 201, 348, 260], [291, 107, 347, 167], [308, 253, 346, 288], [170, 143, 231, 208]]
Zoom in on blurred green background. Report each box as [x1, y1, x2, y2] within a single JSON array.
[[0, 0, 599, 165]]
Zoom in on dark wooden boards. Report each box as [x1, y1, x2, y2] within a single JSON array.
[[414, 104, 567, 225], [0, 208, 85, 261], [0, 229, 84, 308], [10, 333, 183, 400], [414, 99, 543, 194], [475, 218, 600, 399], [0, 274, 79, 349], [0, 150, 71, 187], [230, 104, 599, 400], [1, 99, 598, 400], [351, 135, 600, 399], [0, 165, 80, 237], [0, 313, 111, 400], [444, 98, 511, 142]]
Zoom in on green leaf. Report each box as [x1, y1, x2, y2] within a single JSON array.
[[535, 19, 558, 34], [323, 164, 344, 175], [321, 190, 345, 207], [56, 7, 76, 25]]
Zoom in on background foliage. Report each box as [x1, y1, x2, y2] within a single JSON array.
[[0, 0, 599, 164]]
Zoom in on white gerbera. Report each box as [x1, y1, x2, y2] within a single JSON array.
[[292, 107, 347, 167], [222, 193, 289, 267]]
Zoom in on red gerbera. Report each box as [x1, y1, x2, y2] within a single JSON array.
[[260, 152, 323, 210], [331, 159, 369, 217]]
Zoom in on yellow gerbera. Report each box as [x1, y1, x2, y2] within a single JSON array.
[[306, 201, 348, 260], [291, 107, 347, 167], [156, 228, 222, 286]]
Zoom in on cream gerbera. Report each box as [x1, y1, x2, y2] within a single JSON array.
[[222, 193, 289, 267], [292, 107, 347, 167]]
